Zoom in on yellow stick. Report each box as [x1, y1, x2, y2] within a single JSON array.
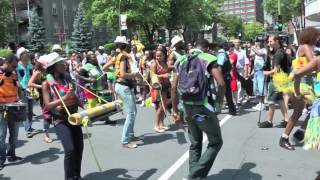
[[74, 82, 109, 104], [138, 72, 152, 89], [53, 86, 71, 116]]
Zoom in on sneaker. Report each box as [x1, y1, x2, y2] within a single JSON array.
[[252, 104, 261, 111], [259, 121, 273, 128], [130, 136, 143, 142], [279, 137, 295, 150], [26, 132, 33, 138], [293, 129, 305, 143], [279, 121, 287, 128], [7, 156, 23, 162], [303, 108, 308, 114], [140, 101, 145, 107], [229, 111, 237, 116]]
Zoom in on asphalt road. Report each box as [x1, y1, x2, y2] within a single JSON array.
[[1, 101, 319, 180]]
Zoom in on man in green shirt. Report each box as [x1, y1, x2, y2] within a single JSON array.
[[172, 39, 225, 179]]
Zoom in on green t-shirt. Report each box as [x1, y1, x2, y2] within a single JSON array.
[[176, 49, 218, 106]]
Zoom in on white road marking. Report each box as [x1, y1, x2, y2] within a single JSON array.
[[158, 115, 233, 180]]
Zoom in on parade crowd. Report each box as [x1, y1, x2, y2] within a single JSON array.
[[0, 27, 320, 180]]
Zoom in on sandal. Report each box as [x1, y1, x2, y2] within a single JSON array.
[[122, 143, 137, 149], [154, 127, 165, 133], [44, 137, 53, 143], [160, 126, 169, 130]]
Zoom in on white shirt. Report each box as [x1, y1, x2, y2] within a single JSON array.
[[97, 54, 106, 65], [235, 48, 249, 70]]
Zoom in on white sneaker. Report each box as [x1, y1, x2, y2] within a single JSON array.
[[252, 104, 261, 111], [303, 108, 308, 114], [140, 101, 145, 107]]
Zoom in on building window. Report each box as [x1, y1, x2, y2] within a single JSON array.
[[52, 4, 57, 16], [63, 7, 67, 17]]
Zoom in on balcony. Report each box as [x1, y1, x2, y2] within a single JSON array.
[[305, 0, 320, 22]]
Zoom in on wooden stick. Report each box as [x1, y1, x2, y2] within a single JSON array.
[[53, 86, 71, 116]]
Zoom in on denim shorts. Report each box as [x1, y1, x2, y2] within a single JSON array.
[[267, 81, 283, 104], [253, 70, 266, 96]]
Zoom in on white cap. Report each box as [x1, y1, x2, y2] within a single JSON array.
[[16, 47, 29, 59], [114, 36, 128, 44], [98, 46, 105, 50], [171, 36, 184, 47], [52, 44, 62, 51]]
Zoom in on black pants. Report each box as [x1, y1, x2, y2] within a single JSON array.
[[55, 121, 83, 180], [224, 77, 236, 114]]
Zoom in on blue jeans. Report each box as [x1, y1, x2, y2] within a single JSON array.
[[23, 95, 34, 132], [253, 70, 266, 96], [0, 112, 20, 163], [115, 83, 137, 144]]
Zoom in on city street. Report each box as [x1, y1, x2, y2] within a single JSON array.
[[1, 101, 320, 180]]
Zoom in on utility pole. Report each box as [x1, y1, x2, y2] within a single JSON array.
[[119, 0, 122, 36], [12, 0, 19, 43], [27, 0, 31, 25], [278, 0, 281, 15]]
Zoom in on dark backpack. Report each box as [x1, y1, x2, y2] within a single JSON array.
[[177, 54, 209, 101]]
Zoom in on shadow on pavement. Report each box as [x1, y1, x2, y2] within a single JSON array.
[[139, 133, 175, 146], [84, 168, 157, 180], [176, 131, 188, 145], [6, 147, 63, 166], [207, 162, 262, 180], [15, 140, 28, 149], [0, 174, 11, 180]]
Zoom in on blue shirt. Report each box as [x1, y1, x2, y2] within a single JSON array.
[[217, 49, 227, 66], [16, 63, 33, 89]]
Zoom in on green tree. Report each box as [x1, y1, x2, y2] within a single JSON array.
[[0, 0, 13, 47], [84, 0, 170, 45], [71, 3, 93, 52], [243, 22, 265, 41], [220, 15, 243, 39], [264, 0, 303, 31], [166, 0, 222, 39], [27, 8, 46, 53]]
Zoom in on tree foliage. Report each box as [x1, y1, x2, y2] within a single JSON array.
[[71, 3, 93, 52], [0, 0, 13, 47], [264, 0, 302, 23], [84, 0, 222, 44], [84, 0, 170, 44], [243, 22, 265, 41], [27, 8, 46, 53], [220, 15, 243, 39]]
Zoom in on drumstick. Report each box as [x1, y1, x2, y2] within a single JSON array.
[[138, 71, 152, 89], [73, 82, 109, 104], [53, 86, 71, 117], [96, 72, 106, 80]]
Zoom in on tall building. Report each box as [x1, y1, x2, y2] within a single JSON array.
[[221, 0, 264, 23], [305, 0, 320, 29], [15, 0, 109, 46]]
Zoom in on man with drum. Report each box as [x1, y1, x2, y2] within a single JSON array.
[[0, 54, 24, 170]]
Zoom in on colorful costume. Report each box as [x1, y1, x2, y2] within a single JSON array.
[[80, 63, 107, 108]]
